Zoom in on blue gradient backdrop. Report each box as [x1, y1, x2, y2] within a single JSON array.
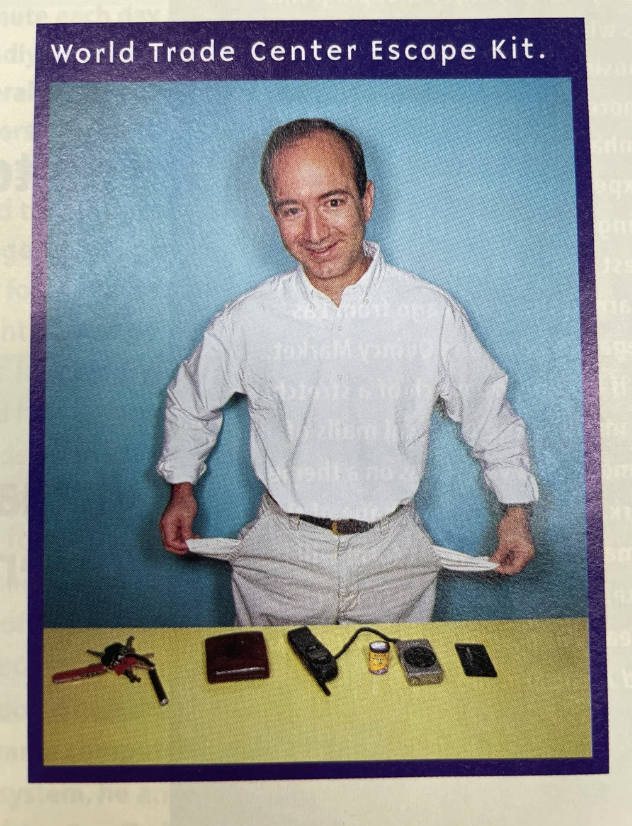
[[44, 78, 586, 626]]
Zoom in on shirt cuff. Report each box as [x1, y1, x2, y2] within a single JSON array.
[[156, 458, 206, 485], [484, 466, 539, 506]]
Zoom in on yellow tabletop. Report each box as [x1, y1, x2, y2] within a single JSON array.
[[43, 619, 592, 766]]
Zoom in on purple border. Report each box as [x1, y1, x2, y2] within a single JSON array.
[[34, 756, 605, 784], [28, 17, 607, 783]]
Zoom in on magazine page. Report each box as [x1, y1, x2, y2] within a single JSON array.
[[0, 0, 630, 823]]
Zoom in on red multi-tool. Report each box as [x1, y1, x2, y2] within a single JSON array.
[[52, 635, 168, 705]]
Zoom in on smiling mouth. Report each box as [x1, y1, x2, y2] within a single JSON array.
[[305, 241, 339, 258]]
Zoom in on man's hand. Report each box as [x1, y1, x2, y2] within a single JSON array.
[[490, 506, 535, 575], [159, 483, 199, 555]]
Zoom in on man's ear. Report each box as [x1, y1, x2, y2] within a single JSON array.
[[362, 180, 375, 222]]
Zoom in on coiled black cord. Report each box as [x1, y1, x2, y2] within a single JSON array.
[[333, 627, 399, 660]]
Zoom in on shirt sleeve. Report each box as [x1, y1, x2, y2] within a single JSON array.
[[156, 310, 244, 485], [437, 300, 539, 505]]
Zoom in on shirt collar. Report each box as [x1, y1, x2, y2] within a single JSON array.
[[295, 241, 384, 307]]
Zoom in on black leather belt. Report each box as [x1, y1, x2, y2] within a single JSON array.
[[294, 504, 404, 535], [297, 515, 375, 535]]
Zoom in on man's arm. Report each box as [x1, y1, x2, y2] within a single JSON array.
[[157, 311, 244, 553], [438, 302, 538, 573], [490, 506, 535, 575], [159, 482, 199, 555]]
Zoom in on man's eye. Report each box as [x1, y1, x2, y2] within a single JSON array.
[[328, 198, 341, 208], [281, 207, 300, 217]]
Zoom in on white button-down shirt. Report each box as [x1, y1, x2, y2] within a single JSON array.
[[157, 243, 538, 522]]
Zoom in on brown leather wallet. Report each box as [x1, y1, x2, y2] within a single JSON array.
[[205, 631, 270, 683]]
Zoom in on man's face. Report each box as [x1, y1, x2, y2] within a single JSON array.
[[268, 132, 374, 289]]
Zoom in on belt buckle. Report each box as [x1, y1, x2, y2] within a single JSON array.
[[331, 521, 339, 535]]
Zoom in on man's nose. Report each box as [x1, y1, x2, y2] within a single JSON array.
[[303, 208, 328, 243]]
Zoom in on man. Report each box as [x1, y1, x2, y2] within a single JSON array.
[[158, 118, 537, 626]]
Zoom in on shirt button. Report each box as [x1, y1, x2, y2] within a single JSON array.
[[338, 374, 343, 381], [338, 326, 343, 332]]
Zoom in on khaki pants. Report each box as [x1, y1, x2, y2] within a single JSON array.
[[188, 494, 441, 626]]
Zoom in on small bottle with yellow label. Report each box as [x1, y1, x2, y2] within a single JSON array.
[[368, 641, 390, 674]]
